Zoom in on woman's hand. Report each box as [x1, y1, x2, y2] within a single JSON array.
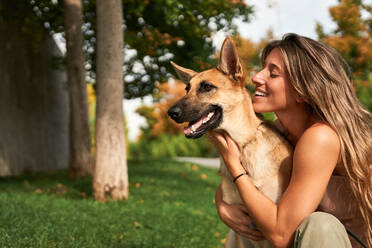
[[206, 130, 244, 176], [218, 201, 265, 241], [209, 132, 264, 240]]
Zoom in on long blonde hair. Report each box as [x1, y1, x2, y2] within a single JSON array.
[[262, 33, 372, 246]]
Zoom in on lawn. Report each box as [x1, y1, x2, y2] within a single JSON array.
[[0, 159, 228, 247]]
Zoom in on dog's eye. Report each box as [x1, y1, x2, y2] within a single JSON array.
[[185, 84, 190, 92], [199, 82, 215, 93], [204, 84, 212, 91]]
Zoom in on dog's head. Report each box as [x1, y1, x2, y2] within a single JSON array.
[[168, 37, 248, 139]]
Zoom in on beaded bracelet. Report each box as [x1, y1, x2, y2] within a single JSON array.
[[232, 172, 248, 183]]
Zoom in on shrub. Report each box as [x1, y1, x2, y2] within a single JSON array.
[[129, 133, 219, 159]]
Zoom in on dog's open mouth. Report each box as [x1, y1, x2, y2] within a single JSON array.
[[183, 105, 223, 139]]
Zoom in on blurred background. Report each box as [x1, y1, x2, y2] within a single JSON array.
[[1, 0, 371, 172], [0, 0, 371, 246]]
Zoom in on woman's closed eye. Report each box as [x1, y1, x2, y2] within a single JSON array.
[[269, 68, 280, 78], [270, 72, 279, 78]]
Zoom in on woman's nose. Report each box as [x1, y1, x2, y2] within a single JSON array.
[[251, 70, 265, 86]]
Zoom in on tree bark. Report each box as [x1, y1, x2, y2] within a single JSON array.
[[93, 0, 129, 200], [63, 0, 92, 178]]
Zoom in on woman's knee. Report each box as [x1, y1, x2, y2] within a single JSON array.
[[294, 212, 352, 248], [299, 212, 343, 233]]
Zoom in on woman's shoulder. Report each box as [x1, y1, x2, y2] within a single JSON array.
[[295, 122, 341, 166], [300, 122, 340, 147]]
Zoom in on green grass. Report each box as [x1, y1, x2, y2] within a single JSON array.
[[0, 159, 228, 247]]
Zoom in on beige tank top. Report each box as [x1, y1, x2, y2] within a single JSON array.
[[318, 175, 367, 248], [273, 119, 367, 247]]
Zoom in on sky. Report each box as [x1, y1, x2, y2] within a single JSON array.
[[213, 0, 338, 47], [124, 0, 339, 141]]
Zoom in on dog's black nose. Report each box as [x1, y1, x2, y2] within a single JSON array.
[[168, 106, 182, 120]]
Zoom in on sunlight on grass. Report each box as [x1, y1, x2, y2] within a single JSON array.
[[0, 159, 228, 247]]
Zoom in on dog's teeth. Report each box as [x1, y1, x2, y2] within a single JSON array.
[[202, 112, 214, 124], [191, 125, 196, 132]]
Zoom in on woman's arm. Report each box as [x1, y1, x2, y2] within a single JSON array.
[[209, 124, 340, 248], [215, 184, 265, 241]]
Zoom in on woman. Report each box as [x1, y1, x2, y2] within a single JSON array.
[[207, 33, 371, 248]]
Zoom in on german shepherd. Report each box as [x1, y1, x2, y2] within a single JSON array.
[[168, 37, 293, 248]]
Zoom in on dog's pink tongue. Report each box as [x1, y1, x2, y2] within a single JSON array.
[[184, 126, 193, 135], [183, 117, 205, 135]]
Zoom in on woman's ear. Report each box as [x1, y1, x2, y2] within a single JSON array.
[[296, 95, 305, 103]]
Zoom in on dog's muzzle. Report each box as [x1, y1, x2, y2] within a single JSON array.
[[168, 102, 223, 139], [167, 105, 183, 123]]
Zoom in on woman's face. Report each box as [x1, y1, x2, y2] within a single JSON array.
[[251, 48, 299, 114]]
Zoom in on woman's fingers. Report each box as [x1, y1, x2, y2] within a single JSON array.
[[206, 131, 228, 149], [236, 225, 265, 240], [237, 204, 250, 214], [234, 205, 264, 240], [218, 203, 265, 241]]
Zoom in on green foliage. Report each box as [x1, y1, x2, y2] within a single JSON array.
[[6, 0, 253, 99], [317, 0, 372, 80], [0, 1, 64, 48], [261, 112, 276, 122], [129, 133, 219, 159], [0, 159, 228, 247], [356, 78, 372, 112], [316, 0, 372, 114], [0, 1, 64, 36], [75, 0, 253, 98]]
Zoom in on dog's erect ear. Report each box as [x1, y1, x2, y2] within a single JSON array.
[[217, 37, 244, 83], [170, 61, 197, 84]]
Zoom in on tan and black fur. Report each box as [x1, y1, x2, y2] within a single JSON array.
[[168, 38, 293, 248]]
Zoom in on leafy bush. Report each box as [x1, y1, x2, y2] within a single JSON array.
[[356, 79, 372, 113], [129, 133, 219, 159]]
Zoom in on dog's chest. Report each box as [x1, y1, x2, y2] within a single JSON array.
[[219, 129, 291, 204], [219, 141, 274, 187], [242, 140, 277, 185]]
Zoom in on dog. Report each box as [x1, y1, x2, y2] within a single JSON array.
[[168, 37, 293, 248]]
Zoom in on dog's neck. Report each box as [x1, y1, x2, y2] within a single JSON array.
[[219, 91, 262, 146]]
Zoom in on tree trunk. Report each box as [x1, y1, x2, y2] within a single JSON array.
[[93, 0, 129, 200], [0, 1, 69, 176], [63, 0, 92, 178]]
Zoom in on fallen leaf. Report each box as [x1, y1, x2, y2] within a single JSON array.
[[133, 221, 142, 228], [80, 192, 88, 198]]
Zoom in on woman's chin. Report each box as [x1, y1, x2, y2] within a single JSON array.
[[252, 103, 273, 113]]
